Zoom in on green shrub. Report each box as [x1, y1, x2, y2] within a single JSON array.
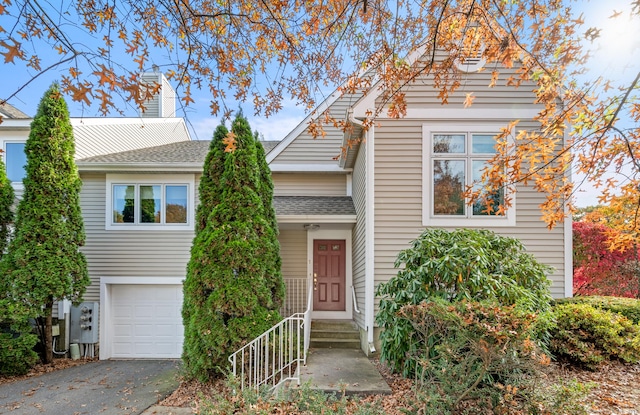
[[399, 300, 589, 414], [376, 228, 553, 375], [0, 301, 38, 376], [554, 296, 640, 324], [401, 300, 543, 387], [549, 303, 640, 369]]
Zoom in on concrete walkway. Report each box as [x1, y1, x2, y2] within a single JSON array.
[[143, 348, 391, 414], [298, 348, 392, 396]]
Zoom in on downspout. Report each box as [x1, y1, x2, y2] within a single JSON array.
[[564, 128, 573, 298], [348, 110, 376, 354]]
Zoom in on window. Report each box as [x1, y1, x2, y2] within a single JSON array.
[[423, 125, 515, 227], [107, 174, 194, 230], [4, 142, 27, 183]]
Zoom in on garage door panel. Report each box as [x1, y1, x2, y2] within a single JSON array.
[[133, 305, 154, 318], [113, 305, 133, 318], [110, 284, 183, 358], [155, 306, 178, 318]]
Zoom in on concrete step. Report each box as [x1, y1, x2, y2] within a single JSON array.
[[310, 320, 360, 349], [311, 329, 360, 340], [311, 319, 357, 331], [309, 338, 361, 349]]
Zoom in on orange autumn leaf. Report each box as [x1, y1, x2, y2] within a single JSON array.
[[463, 92, 475, 108], [70, 83, 92, 106], [222, 132, 237, 153], [0, 39, 24, 63]]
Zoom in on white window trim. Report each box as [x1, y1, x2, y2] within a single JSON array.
[[2, 139, 27, 190], [105, 173, 195, 231], [422, 124, 516, 227]]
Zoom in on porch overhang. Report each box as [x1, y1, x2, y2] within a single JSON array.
[[274, 196, 357, 230]]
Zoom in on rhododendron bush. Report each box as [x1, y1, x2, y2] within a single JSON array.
[[573, 221, 640, 298]]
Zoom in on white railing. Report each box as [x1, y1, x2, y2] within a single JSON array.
[[280, 278, 307, 316], [228, 313, 304, 392], [351, 285, 361, 314], [303, 278, 313, 364]]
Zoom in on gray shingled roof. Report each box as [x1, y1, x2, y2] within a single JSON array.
[[77, 140, 280, 164], [76, 141, 354, 217], [0, 103, 30, 119], [274, 196, 356, 216]]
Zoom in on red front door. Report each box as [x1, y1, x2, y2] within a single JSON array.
[[313, 239, 346, 311]]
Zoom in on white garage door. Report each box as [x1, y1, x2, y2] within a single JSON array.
[[110, 284, 183, 358]]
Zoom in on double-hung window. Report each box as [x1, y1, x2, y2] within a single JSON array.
[[107, 174, 194, 230], [423, 125, 515, 227]]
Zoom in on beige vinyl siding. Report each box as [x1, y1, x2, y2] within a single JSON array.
[[79, 173, 194, 302], [351, 141, 367, 329], [273, 173, 347, 196], [278, 229, 308, 315], [404, 52, 543, 108], [372, 116, 567, 311], [272, 96, 354, 164], [373, 120, 423, 319], [279, 229, 307, 279]]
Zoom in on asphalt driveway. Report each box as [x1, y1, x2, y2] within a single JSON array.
[[0, 360, 181, 414]]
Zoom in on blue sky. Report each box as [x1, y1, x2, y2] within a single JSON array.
[[1, 1, 638, 207]]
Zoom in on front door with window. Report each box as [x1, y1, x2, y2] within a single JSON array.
[[313, 239, 346, 311]]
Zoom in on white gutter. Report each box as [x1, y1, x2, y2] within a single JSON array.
[[277, 215, 357, 223], [76, 162, 203, 172], [564, 127, 573, 298], [348, 109, 376, 353], [0, 119, 32, 128]]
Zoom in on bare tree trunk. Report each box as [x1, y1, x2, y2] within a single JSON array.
[[43, 302, 54, 364]]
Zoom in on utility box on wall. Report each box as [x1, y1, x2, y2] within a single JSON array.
[[70, 302, 99, 344]]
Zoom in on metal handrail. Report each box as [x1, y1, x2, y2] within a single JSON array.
[[228, 276, 315, 392], [351, 285, 361, 314], [303, 277, 313, 364], [228, 313, 304, 392]]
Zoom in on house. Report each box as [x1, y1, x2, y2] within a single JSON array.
[[1, 58, 571, 359]]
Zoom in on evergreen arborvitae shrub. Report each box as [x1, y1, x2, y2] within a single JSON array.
[[182, 114, 284, 381], [0, 84, 89, 364], [0, 300, 38, 376], [376, 228, 553, 375], [254, 138, 285, 309]]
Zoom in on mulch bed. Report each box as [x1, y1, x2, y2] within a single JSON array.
[[3, 357, 639, 414]]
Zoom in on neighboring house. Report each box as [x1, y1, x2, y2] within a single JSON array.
[[1, 58, 571, 359]]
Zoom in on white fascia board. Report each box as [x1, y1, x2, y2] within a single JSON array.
[[0, 119, 32, 128], [77, 162, 203, 172], [276, 215, 357, 223], [376, 107, 543, 120], [266, 91, 343, 164], [351, 44, 430, 120], [353, 105, 543, 121], [351, 86, 379, 119], [269, 163, 352, 173], [70, 117, 186, 126]]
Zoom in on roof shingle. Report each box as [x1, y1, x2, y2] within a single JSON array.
[[77, 140, 280, 164], [274, 196, 356, 216]]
